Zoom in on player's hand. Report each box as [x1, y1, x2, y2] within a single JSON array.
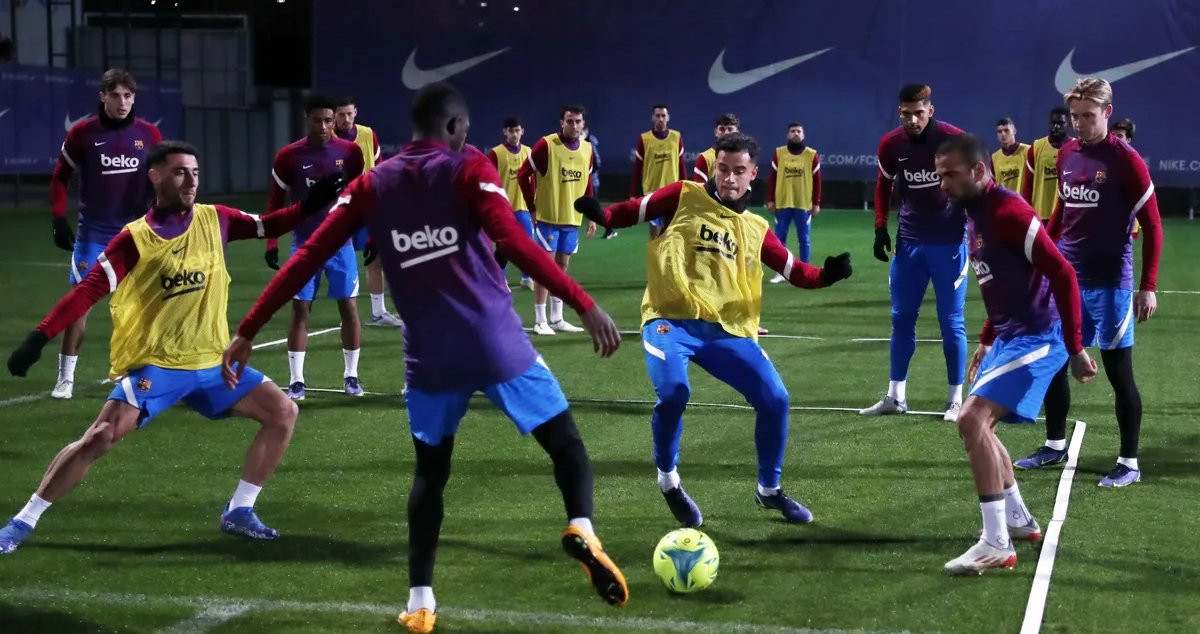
[[578, 304, 621, 358], [767, 202, 777, 214], [1134, 290, 1156, 322], [7, 330, 50, 377], [873, 227, 892, 262], [221, 335, 254, 389], [966, 344, 991, 384], [811, 205, 821, 217], [573, 196, 606, 226], [586, 221, 597, 239], [363, 241, 377, 266], [264, 247, 280, 270], [1069, 350, 1098, 384], [300, 171, 347, 216], [819, 252, 853, 286], [52, 216, 75, 252]]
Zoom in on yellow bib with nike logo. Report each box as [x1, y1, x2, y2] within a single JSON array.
[[773, 145, 817, 209], [491, 143, 532, 211], [1031, 137, 1061, 220], [640, 130, 682, 194], [108, 203, 231, 378], [534, 134, 592, 226], [354, 124, 379, 170], [641, 181, 769, 339], [991, 143, 1029, 194]]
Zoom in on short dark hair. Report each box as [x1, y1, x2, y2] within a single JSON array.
[[996, 117, 1014, 127], [503, 116, 522, 129], [898, 83, 932, 104], [652, 104, 669, 112], [787, 122, 803, 130], [936, 133, 989, 168], [101, 68, 137, 93], [715, 113, 739, 127], [304, 93, 338, 114], [146, 140, 198, 168], [715, 132, 759, 162], [1111, 118, 1135, 140], [1050, 106, 1070, 118], [410, 82, 468, 134], [561, 104, 586, 119], [336, 95, 356, 108]]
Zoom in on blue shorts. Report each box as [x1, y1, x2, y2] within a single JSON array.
[[969, 323, 1069, 424], [108, 364, 270, 426], [514, 210, 534, 238], [404, 357, 569, 446], [1081, 287, 1135, 349], [534, 222, 579, 255], [291, 242, 360, 301], [69, 239, 108, 285], [351, 226, 370, 251]]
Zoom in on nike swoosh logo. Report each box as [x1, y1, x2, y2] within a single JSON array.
[[64, 113, 90, 131], [152, 118, 163, 128], [1054, 46, 1196, 93], [171, 247, 185, 255], [707, 47, 833, 95], [0, 108, 10, 120], [401, 47, 510, 90], [302, 164, 313, 169], [1062, 171, 1072, 175], [898, 157, 909, 162], [94, 141, 106, 146]]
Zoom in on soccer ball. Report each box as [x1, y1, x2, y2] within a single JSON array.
[[652, 528, 719, 593]]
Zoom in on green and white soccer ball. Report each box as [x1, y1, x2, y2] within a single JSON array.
[[653, 528, 719, 593]]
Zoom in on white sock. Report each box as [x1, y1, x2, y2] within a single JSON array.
[[1002, 483, 1032, 527], [1117, 456, 1139, 470], [657, 468, 680, 493], [568, 517, 594, 536], [370, 293, 386, 317], [980, 499, 1009, 548], [228, 479, 262, 510], [287, 351, 306, 385], [343, 348, 360, 379], [1045, 438, 1067, 451], [550, 298, 564, 323], [948, 384, 963, 405], [534, 303, 547, 324], [58, 354, 78, 382], [407, 586, 436, 613], [887, 380, 907, 402], [756, 483, 780, 497], [14, 494, 51, 528]]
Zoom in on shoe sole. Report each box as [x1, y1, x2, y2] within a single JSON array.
[[1098, 475, 1141, 488], [945, 554, 1018, 575], [220, 522, 279, 541], [397, 611, 436, 633], [561, 532, 628, 607]]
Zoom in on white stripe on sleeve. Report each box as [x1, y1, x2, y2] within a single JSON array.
[[96, 252, 119, 293], [271, 169, 289, 191], [479, 181, 510, 200], [61, 144, 77, 169], [1023, 216, 1040, 263], [1130, 183, 1154, 217], [783, 252, 795, 279], [877, 158, 894, 180], [638, 195, 650, 223]]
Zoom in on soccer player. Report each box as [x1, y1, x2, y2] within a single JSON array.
[[517, 104, 597, 336], [768, 122, 822, 283], [1021, 106, 1071, 222], [1, 141, 346, 554], [221, 83, 628, 633], [48, 68, 162, 399], [1013, 78, 1162, 488], [575, 133, 854, 527], [335, 95, 402, 326], [265, 94, 366, 400], [630, 104, 687, 240], [692, 113, 740, 183], [861, 84, 968, 422], [933, 133, 1096, 575], [990, 117, 1030, 194], [487, 116, 535, 290]]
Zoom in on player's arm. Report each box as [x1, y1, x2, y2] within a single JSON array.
[[766, 149, 778, 211], [577, 182, 683, 229], [1020, 145, 1035, 203], [346, 144, 365, 180], [760, 230, 851, 289], [678, 136, 688, 182], [692, 154, 709, 183], [872, 137, 896, 261], [486, 148, 500, 169], [264, 149, 291, 254], [629, 136, 645, 198], [217, 172, 346, 241], [517, 138, 547, 216], [812, 151, 822, 214], [371, 130, 381, 162], [1125, 153, 1162, 321], [49, 127, 84, 251]]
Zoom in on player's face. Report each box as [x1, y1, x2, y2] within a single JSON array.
[[1112, 128, 1129, 142], [996, 124, 1015, 147], [448, 114, 470, 152], [714, 150, 757, 202], [1049, 112, 1069, 138], [652, 108, 669, 131], [787, 126, 805, 143], [899, 100, 934, 137], [503, 125, 523, 145], [1068, 99, 1113, 144], [561, 112, 584, 141], [100, 84, 135, 120], [307, 108, 335, 143], [334, 105, 357, 132], [935, 151, 984, 204], [150, 153, 200, 210], [715, 123, 738, 139]]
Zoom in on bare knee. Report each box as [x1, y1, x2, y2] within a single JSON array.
[[260, 391, 299, 431], [79, 420, 121, 458]]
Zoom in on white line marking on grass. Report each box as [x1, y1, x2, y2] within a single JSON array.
[[159, 603, 252, 633], [1020, 420, 1087, 634], [9, 587, 921, 634], [1160, 290, 1200, 295], [252, 326, 340, 350], [849, 338, 942, 343], [0, 393, 52, 407]]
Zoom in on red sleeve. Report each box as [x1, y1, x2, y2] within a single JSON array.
[[759, 230, 826, 288], [629, 136, 645, 198], [346, 144, 365, 180], [767, 149, 778, 205], [991, 199, 1083, 354], [1125, 153, 1161, 291], [979, 319, 997, 346], [517, 138, 547, 214], [459, 156, 595, 313], [266, 149, 291, 250], [1020, 145, 1035, 203], [693, 154, 708, 183], [812, 152, 822, 206], [37, 231, 139, 338], [486, 148, 499, 168], [217, 203, 309, 242], [678, 136, 688, 182], [238, 174, 371, 339], [600, 181, 683, 228], [874, 136, 896, 229], [1046, 197, 1064, 240], [50, 155, 73, 218], [149, 123, 163, 145], [586, 151, 595, 198], [372, 130, 381, 162]]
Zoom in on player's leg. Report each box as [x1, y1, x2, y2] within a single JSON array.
[[641, 319, 703, 527], [930, 242, 969, 421], [514, 210, 535, 289], [286, 248, 320, 399], [797, 209, 812, 264], [1096, 288, 1141, 487], [327, 245, 364, 395], [861, 242, 927, 415], [548, 229, 583, 332], [1015, 362, 1071, 469], [53, 240, 106, 398], [532, 223, 558, 334]]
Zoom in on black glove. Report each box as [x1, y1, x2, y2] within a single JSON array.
[[8, 330, 50, 377], [573, 196, 607, 226], [52, 216, 75, 252], [873, 227, 892, 262], [820, 252, 853, 286], [300, 172, 348, 216], [363, 242, 377, 266], [265, 247, 280, 270]]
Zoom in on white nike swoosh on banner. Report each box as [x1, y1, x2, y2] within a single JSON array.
[[0, 108, 10, 120], [401, 47, 510, 90], [64, 113, 90, 131], [1054, 46, 1196, 93], [707, 47, 833, 94], [152, 118, 163, 127]]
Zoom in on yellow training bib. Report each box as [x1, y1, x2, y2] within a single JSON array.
[[354, 124, 379, 170], [534, 134, 593, 226], [491, 143, 532, 211], [773, 146, 817, 210], [640, 130, 682, 194], [991, 143, 1029, 194], [1031, 137, 1061, 220]]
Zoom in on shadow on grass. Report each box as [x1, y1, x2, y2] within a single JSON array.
[[703, 525, 947, 551], [0, 604, 120, 634], [35, 533, 395, 566]]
